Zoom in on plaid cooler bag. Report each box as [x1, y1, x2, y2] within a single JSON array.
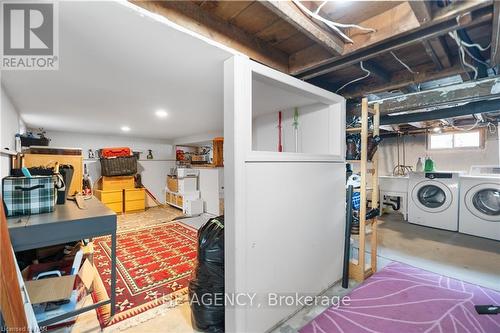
[[2, 176, 55, 217]]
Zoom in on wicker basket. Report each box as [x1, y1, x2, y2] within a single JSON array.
[[100, 156, 137, 177], [167, 176, 178, 192]]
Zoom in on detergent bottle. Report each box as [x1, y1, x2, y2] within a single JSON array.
[[424, 156, 435, 172]]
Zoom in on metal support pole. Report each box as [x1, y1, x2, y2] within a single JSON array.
[[342, 185, 354, 289]]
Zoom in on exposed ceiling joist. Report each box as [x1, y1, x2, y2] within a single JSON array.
[[364, 76, 500, 115], [423, 40, 445, 70], [295, 3, 492, 79], [290, 2, 421, 75], [131, 0, 289, 72], [261, 1, 344, 56], [362, 60, 390, 83], [341, 2, 420, 55], [409, 2, 452, 71], [426, 37, 452, 69], [380, 99, 500, 125], [409, 1, 432, 24], [491, 0, 500, 66]]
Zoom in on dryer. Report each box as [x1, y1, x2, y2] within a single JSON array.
[[408, 172, 462, 231], [459, 172, 500, 241]]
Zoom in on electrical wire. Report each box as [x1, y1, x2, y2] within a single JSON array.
[[314, 1, 328, 15], [487, 122, 497, 134], [449, 31, 478, 80], [459, 40, 490, 51], [390, 51, 418, 74], [292, 0, 375, 43], [463, 47, 490, 67], [336, 61, 371, 93], [449, 119, 480, 131]]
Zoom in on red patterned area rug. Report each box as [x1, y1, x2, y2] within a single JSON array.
[[91, 221, 197, 328]]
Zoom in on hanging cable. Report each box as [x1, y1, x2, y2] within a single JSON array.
[[463, 47, 490, 67], [314, 1, 328, 14], [336, 61, 371, 93], [390, 51, 418, 74], [487, 122, 497, 134], [449, 119, 481, 131], [460, 40, 490, 51], [292, 0, 375, 43], [449, 31, 478, 80]]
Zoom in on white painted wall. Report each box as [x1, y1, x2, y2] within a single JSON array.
[[244, 162, 345, 331], [377, 130, 500, 175], [225, 56, 346, 333], [41, 130, 176, 203], [1, 85, 25, 179], [252, 103, 337, 154]]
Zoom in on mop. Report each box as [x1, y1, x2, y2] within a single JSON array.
[[278, 111, 283, 152], [293, 108, 299, 153]]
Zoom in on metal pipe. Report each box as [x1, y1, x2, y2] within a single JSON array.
[[342, 185, 354, 289], [380, 99, 500, 125]]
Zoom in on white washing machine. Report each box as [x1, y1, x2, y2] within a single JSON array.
[[408, 172, 462, 231], [459, 168, 500, 241]]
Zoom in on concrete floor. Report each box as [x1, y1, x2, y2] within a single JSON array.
[[272, 212, 500, 332], [56, 210, 499, 333]]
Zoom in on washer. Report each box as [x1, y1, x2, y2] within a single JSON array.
[[408, 172, 462, 231], [459, 174, 500, 241]]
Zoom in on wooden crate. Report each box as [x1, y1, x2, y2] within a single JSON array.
[[101, 176, 135, 191], [95, 189, 123, 214], [124, 188, 145, 213], [23, 153, 83, 195], [212, 137, 223, 167]]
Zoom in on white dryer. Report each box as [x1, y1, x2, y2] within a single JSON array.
[[459, 173, 500, 241], [408, 172, 462, 231]]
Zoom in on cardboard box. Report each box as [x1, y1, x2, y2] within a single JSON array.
[[22, 256, 94, 304]]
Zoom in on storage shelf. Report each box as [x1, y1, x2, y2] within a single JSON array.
[[347, 160, 373, 164], [354, 187, 373, 192], [348, 98, 380, 283], [346, 127, 373, 133]]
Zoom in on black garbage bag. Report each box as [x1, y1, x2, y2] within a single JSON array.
[[189, 216, 225, 332]]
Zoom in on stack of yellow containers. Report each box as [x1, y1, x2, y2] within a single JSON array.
[[95, 176, 145, 214]]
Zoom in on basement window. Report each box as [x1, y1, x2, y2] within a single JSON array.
[[429, 130, 483, 150]]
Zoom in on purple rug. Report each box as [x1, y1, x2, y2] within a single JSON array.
[[300, 262, 500, 333]]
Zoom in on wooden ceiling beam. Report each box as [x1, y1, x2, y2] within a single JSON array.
[[261, 1, 344, 56], [293, 2, 492, 79], [409, 1, 432, 24], [491, 0, 500, 66], [362, 60, 390, 83], [409, 2, 452, 70], [131, 0, 289, 72]]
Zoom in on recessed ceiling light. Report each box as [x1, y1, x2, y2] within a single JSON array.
[[121, 126, 131, 132], [155, 110, 168, 118]]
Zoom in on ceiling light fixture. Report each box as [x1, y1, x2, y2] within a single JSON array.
[[432, 127, 441, 133], [121, 126, 131, 132], [155, 109, 168, 118]]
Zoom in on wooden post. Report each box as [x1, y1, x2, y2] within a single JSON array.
[[371, 103, 380, 273], [359, 98, 368, 277]]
